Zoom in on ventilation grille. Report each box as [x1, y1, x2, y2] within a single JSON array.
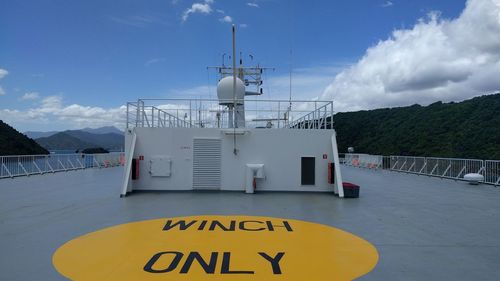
[[193, 138, 221, 190]]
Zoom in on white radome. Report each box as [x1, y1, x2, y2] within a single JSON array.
[[217, 76, 245, 105], [463, 173, 484, 185]]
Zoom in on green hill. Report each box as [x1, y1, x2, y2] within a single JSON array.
[[0, 120, 49, 155], [332, 93, 500, 159]]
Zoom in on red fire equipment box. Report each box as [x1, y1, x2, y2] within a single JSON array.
[[328, 162, 335, 184]]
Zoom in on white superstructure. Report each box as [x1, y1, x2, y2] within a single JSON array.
[[121, 25, 344, 197]]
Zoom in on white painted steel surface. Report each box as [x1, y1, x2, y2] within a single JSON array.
[[124, 128, 341, 193]]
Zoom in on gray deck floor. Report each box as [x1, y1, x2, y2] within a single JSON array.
[[1, 166, 500, 280]]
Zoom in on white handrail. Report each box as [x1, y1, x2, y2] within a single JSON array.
[[0, 153, 124, 179], [126, 98, 334, 130], [342, 153, 500, 186]]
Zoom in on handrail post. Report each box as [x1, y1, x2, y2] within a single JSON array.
[[58, 158, 66, 171], [151, 107, 154, 127], [2, 162, 12, 178], [46, 157, 54, 173], [33, 158, 42, 174], [141, 101, 146, 127], [19, 158, 28, 176], [278, 101, 281, 128], [126, 102, 129, 129], [330, 102, 334, 130], [314, 101, 317, 129], [135, 101, 140, 127]]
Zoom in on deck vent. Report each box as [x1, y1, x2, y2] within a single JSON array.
[[193, 138, 222, 190]]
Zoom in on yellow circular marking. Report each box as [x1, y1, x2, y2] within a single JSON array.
[[53, 216, 378, 281]]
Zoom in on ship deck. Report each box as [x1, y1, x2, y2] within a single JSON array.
[[1, 166, 500, 280]]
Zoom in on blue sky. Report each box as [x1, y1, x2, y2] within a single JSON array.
[[2, 0, 499, 131]]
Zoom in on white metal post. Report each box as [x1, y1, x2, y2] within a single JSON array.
[[331, 131, 344, 198], [2, 163, 12, 178], [126, 103, 129, 129], [121, 130, 137, 197], [18, 161, 28, 176], [32, 160, 42, 174]]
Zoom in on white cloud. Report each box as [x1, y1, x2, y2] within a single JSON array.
[[182, 0, 214, 22], [239, 23, 248, 28], [169, 85, 212, 98], [21, 92, 40, 100], [0, 68, 8, 79], [266, 66, 347, 101], [0, 68, 8, 96], [110, 14, 167, 27], [145, 58, 165, 66], [219, 15, 232, 23], [321, 0, 500, 112], [381, 1, 393, 8], [247, 2, 259, 8], [0, 95, 126, 131]]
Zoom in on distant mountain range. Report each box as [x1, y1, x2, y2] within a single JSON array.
[[0, 120, 49, 155], [34, 127, 124, 151], [81, 126, 124, 135], [25, 126, 123, 139]]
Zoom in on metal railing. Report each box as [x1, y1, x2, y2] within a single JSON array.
[[341, 153, 384, 169], [389, 156, 485, 180], [0, 152, 125, 179], [288, 102, 333, 129], [126, 98, 334, 130], [341, 153, 500, 186], [485, 160, 500, 186]]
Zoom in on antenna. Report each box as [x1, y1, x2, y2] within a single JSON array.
[[289, 48, 292, 109], [232, 24, 238, 155], [287, 0, 294, 127], [222, 53, 227, 67]]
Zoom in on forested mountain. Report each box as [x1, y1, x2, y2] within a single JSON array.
[[0, 120, 49, 155], [332, 93, 500, 159]]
